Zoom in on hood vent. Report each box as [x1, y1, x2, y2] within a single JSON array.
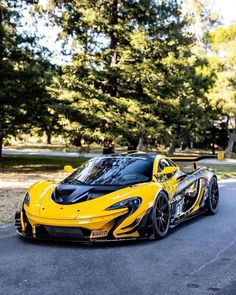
[[51, 184, 119, 205]]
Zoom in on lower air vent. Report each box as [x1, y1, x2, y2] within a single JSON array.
[[43, 226, 91, 239]]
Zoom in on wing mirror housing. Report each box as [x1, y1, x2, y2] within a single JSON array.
[[155, 166, 177, 176], [64, 165, 74, 173]]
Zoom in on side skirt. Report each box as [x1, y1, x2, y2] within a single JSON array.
[[170, 208, 208, 228]]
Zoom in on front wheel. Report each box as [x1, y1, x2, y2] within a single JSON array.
[[206, 177, 219, 215], [152, 191, 171, 239]]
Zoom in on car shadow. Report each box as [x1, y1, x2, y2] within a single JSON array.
[[17, 211, 214, 249], [168, 211, 214, 236], [20, 235, 149, 249]]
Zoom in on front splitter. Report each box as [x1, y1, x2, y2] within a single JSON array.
[[16, 228, 150, 244]]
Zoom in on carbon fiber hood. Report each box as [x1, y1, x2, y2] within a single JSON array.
[[51, 183, 126, 205]]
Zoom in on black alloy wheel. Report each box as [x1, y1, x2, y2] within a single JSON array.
[[207, 177, 219, 215], [152, 191, 170, 239]]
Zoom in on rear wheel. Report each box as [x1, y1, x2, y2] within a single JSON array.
[[152, 191, 170, 239], [206, 177, 219, 215]]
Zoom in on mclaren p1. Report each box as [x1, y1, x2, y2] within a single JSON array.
[[15, 152, 223, 242]]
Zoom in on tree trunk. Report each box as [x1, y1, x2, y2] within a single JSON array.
[[0, 3, 3, 58], [127, 137, 139, 151], [108, 0, 118, 97], [211, 143, 215, 155], [110, 0, 118, 67], [225, 112, 236, 158], [168, 141, 176, 155], [0, 4, 4, 160], [46, 131, 52, 145], [0, 136, 3, 159], [211, 126, 216, 154], [136, 137, 144, 151], [225, 131, 236, 158]]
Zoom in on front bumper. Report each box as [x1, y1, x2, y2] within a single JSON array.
[[15, 207, 154, 243]]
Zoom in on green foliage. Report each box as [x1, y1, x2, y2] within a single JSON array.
[[205, 23, 236, 157], [0, 1, 65, 151], [0, 154, 86, 172], [42, 0, 214, 150], [205, 23, 236, 115], [0, 0, 224, 153]]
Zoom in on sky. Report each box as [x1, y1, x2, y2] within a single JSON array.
[[26, 0, 236, 65], [214, 0, 236, 25]]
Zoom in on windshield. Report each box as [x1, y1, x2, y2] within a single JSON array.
[[62, 156, 154, 186]]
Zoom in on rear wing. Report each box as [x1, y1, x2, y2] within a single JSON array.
[[170, 153, 224, 162], [169, 153, 224, 169]]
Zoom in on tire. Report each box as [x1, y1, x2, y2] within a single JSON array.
[[152, 191, 171, 239], [206, 177, 219, 215]]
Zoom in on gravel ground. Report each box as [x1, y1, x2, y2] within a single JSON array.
[[0, 171, 66, 225]]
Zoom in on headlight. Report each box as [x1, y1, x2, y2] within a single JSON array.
[[106, 197, 142, 214], [24, 193, 30, 206]]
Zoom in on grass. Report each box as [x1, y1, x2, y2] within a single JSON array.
[[0, 154, 87, 173], [199, 164, 236, 179], [179, 162, 236, 179], [3, 143, 103, 153]]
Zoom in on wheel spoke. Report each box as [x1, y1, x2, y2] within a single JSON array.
[[155, 193, 170, 235], [160, 220, 164, 232], [212, 188, 218, 195], [157, 216, 165, 232], [159, 197, 164, 210], [211, 185, 218, 209], [162, 218, 167, 226], [160, 202, 167, 211]]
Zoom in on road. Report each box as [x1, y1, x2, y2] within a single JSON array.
[[2, 148, 99, 159], [3, 148, 236, 165], [0, 180, 236, 295]]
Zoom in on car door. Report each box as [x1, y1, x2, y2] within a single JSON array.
[[157, 158, 190, 218]]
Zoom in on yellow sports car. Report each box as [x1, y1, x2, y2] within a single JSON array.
[[15, 152, 222, 242]]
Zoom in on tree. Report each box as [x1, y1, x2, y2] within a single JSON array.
[[27, 63, 66, 145], [0, 0, 34, 157], [39, 0, 212, 151], [0, 0, 61, 156], [205, 23, 236, 157], [183, 0, 221, 41]]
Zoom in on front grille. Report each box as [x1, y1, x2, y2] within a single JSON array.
[[36, 226, 91, 240]]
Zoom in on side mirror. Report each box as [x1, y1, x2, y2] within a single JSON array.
[[64, 165, 74, 173], [156, 166, 177, 176]]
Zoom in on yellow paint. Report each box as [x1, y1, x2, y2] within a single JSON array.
[[19, 153, 214, 240], [64, 165, 74, 173], [217, 152, 224, 161]]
